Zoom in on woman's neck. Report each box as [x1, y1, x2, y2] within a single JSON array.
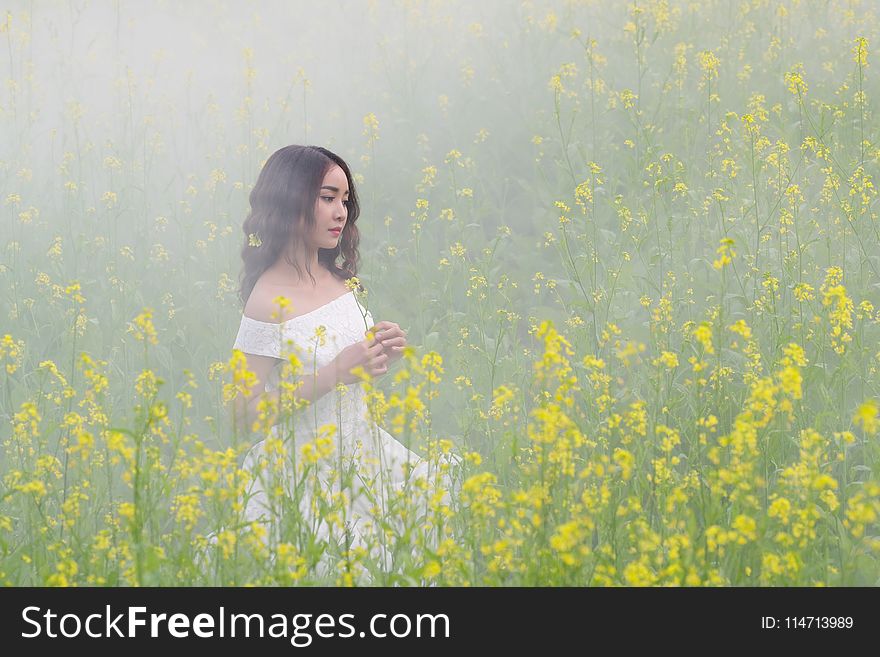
[[270, 258, 330, 288], [273, 241, 329, 287]]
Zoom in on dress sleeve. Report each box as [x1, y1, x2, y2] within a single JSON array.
[[233, 316, 283, 359]]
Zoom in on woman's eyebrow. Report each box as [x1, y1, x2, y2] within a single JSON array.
[[321, 185, 349, 195]]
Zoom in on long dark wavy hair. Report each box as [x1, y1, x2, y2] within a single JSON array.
[[238, 145, 361, 305]]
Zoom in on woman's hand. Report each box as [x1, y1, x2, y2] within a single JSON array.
[[370, 321, 407, 366], [331, 335, 388, 385]]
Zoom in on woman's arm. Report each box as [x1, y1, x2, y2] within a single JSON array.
[[233, 355, 343, 435]]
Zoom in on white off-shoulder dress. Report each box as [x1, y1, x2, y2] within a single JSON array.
[[231, 290, 459, 577]]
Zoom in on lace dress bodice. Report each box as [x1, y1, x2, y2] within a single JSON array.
[[233, 290, 370, 371], [232, 290, 374, 453]]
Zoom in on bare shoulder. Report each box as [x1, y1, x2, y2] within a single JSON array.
[[245, 266, 353, 322], [243, 274, 301, 323]]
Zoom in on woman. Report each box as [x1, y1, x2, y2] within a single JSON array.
[[230, 145, 458, 582]]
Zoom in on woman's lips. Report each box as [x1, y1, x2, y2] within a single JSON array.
[[329, 228, 341, 235]]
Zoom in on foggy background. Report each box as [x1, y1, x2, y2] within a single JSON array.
[[3, 0, 879, 450]]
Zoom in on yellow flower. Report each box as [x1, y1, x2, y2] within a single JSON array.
[[693, 321, 714, 354], [135, 369, 162, 398], [271, 295, 291, 320], [793, 282, 814, 302], [781, 342, 808, 367], [422, 561, 442, 579], [362, 112, 380, 143], [785, 65, 808, 96], [300, 424, 337, 464], [550, 519, 592, 566], [820, 267, 853, 354], [461, 472, 501, 518], [222, 349, 258, 404], [712, 237, 736, 270], [444, 149, 462, 164], [656, 424, 681, 453], [344, 277, 366, 297], [128, 308, 158, 345], [731, 515, 757, 543], [613, 448, 634, 480], [623, 560, 657, 586], [844, 483, 880, 538], [852, 36, 869, 67], [768, 498, 792, 525], [489, 384, 516, 420], [654, 351, 679, 369], [854, 399, 879, 435], [728, 319, 752, 340], [0, 334, 25, 374], [314, 324, 327, 347], [777, 365, 802, 400], [16, 480, 47, 498], [698, 50, 720, 84]]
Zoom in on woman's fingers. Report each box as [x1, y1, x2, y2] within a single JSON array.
[[369, 352, 389, 375], [372, 325, 405, 341]]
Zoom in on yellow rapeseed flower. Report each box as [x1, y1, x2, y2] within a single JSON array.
[[852, 36, 869, 67], [128, 308, 158, 345], [692, 321, 714, 354], [712, 237, 736, 270], [854, 399, 879, 435], [654, 350, 679, 369], [785, 64, 808, 96]]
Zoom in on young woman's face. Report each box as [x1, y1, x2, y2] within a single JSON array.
[[308, 165, 350, 250]]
